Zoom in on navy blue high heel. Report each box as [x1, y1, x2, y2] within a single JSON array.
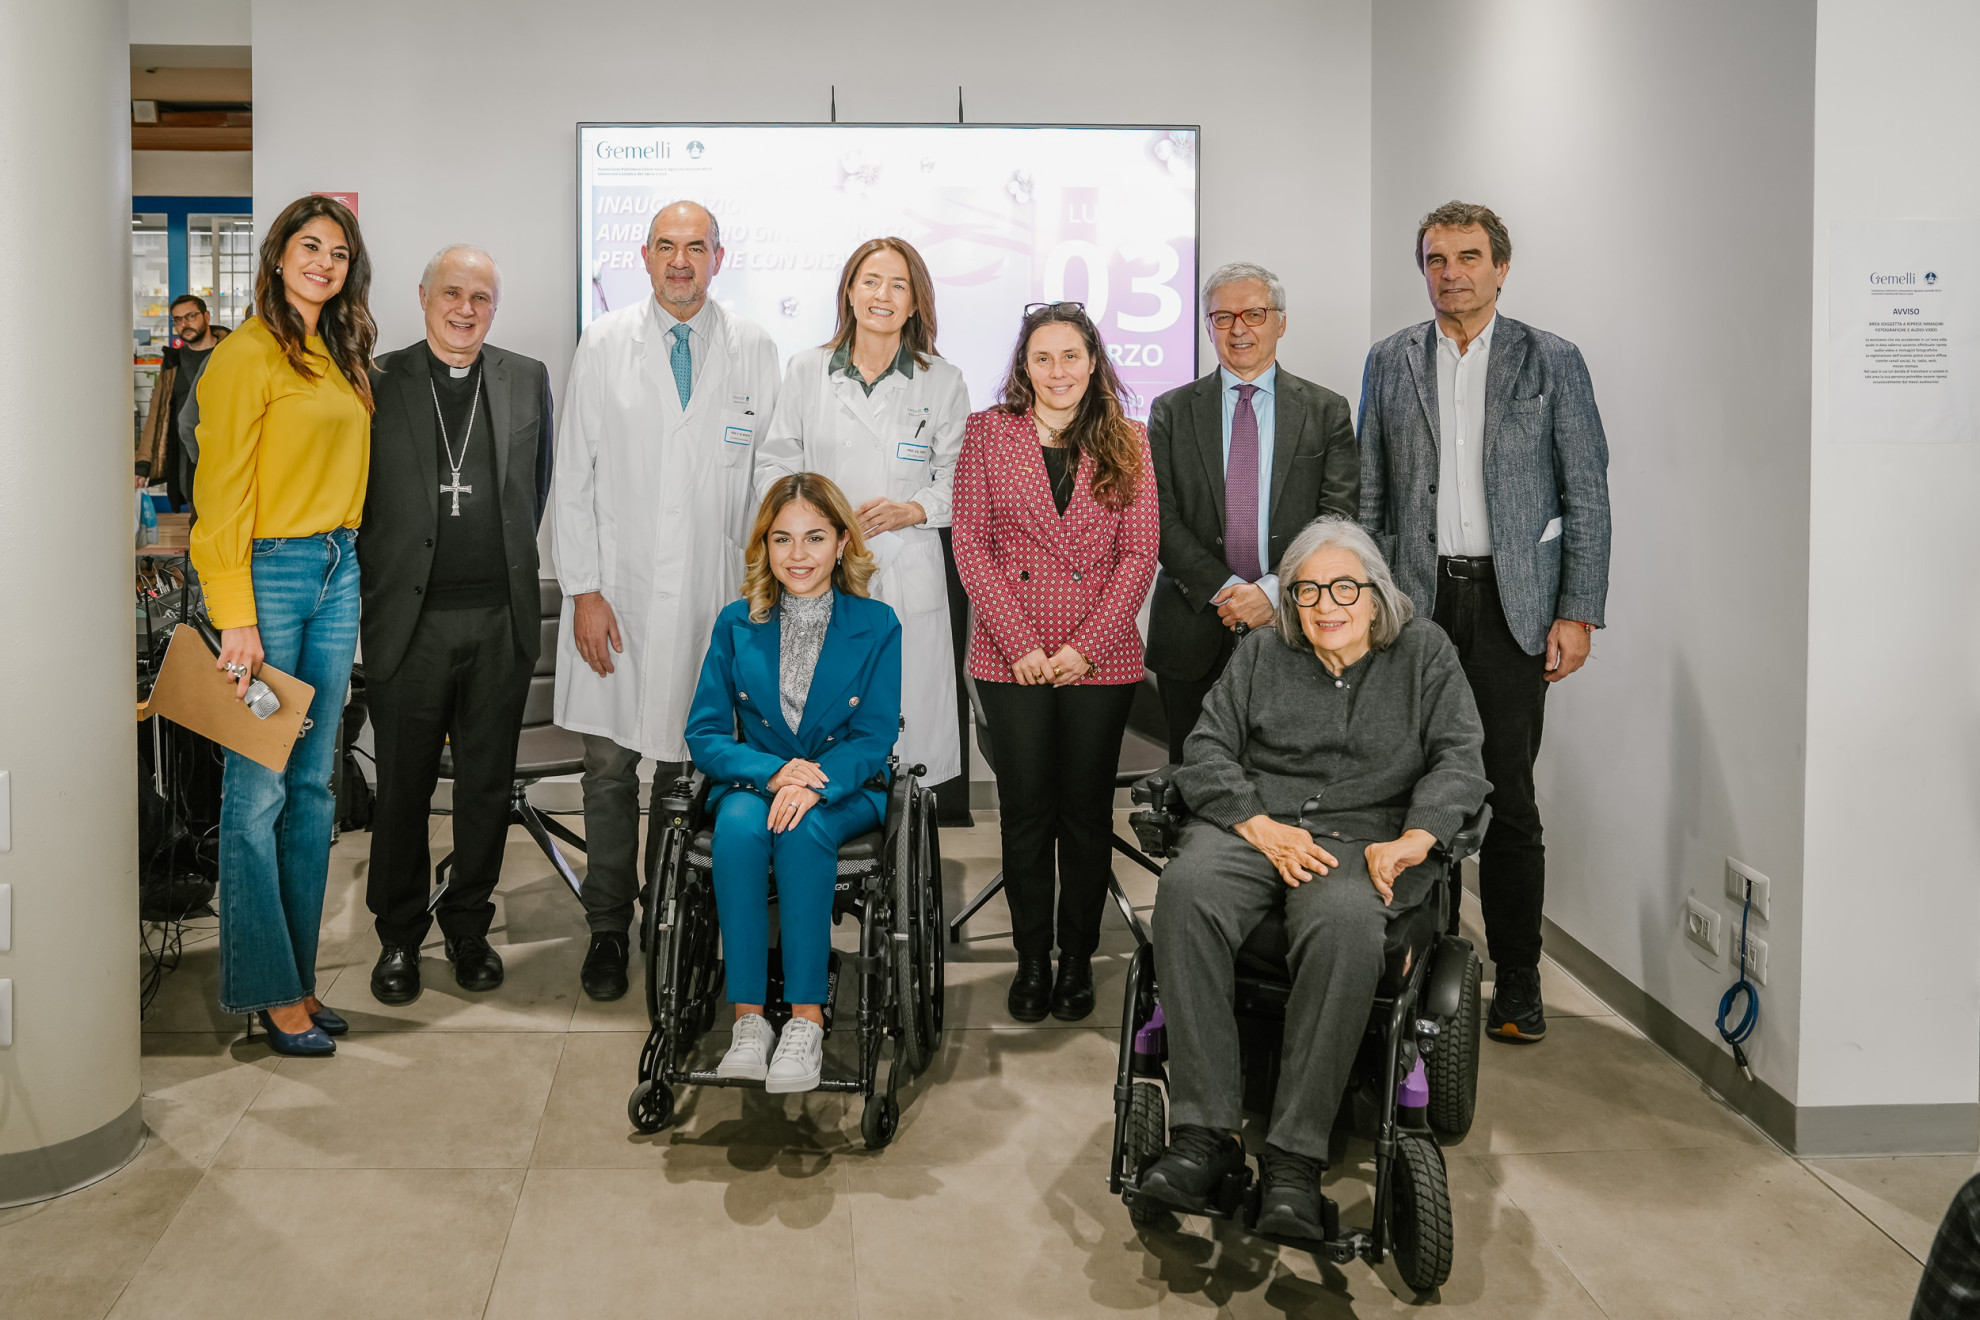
[[309, 1006, 349, 1036], [257, 1010, 336, 1056]]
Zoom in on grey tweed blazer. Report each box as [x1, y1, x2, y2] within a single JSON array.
[[1356, 315, 1611, 655]]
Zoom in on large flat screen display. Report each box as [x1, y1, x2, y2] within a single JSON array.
[[577, 123, 1199, 414]]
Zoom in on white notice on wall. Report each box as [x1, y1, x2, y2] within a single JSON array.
[[1829, 218, 1977, 443]]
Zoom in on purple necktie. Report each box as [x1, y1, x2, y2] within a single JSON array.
[[1225, 383, 1262, 582]]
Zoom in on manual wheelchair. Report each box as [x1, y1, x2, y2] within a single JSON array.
[[627, 761, 945, 1150], [1110, 767, 1488, 1294]]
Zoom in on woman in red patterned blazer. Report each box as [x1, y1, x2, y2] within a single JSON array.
[[952, 301, 1160, 1023]]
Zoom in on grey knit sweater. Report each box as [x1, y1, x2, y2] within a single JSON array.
[[1172, 617, 1489, 845]]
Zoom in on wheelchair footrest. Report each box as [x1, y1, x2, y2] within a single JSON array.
[[671, 1068, 866, 1095]]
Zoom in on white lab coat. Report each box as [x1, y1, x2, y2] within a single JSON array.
[[553, 296, 782, 760], [758, 345, 969, 782]]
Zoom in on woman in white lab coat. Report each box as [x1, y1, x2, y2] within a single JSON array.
[[757, 238, 968, 783]]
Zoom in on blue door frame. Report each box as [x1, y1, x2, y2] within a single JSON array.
[[133, 195, 252, 300]]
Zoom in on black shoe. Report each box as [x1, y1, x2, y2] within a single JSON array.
[[1487, 964, 1547, 1043], [1137, 1124, 1247, 1213], [1006, 953, 1053, 1022], [370, 944, 422, 1006], [1049, 952, 1095, 1021], [581, 930, 630, 1002], [1255, 1144, 1332, 1240], [445, 934, 505, 993]]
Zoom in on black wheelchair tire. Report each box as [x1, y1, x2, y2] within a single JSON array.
[[890, 781, 929, 1076], [1426, 949, 1482, 1140], [917, 790, 946, 1053], [1389, 1131, 1454, 1293], [627, 1079, 674, 1134], [861, 1093, 899, 1150], [1123, 1081, 1169, 1227]]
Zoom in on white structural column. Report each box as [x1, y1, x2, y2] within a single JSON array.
[[0, 0, 145, 1204]]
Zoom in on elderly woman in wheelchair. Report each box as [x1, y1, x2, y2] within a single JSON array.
[[682, 473, 903, 1094], [1134, 517, 1488, 1246]]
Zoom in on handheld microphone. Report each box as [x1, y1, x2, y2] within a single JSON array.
[[190, 616, 282, 720]]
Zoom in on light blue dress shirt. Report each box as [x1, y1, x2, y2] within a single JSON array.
[[1219, 362, 1279, 602], [657, 298, 713, 392]]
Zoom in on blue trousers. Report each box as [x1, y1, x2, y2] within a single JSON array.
[[216, 529, 360, 1013], [710, 790, 881, 1006]]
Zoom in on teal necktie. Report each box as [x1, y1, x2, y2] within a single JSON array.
[[669, 322, 692, 408]]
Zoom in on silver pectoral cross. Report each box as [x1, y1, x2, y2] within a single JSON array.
[[441, 470, 472, 516]]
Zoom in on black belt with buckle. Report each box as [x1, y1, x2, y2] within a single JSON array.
[[1439, 555, 1496, 581]]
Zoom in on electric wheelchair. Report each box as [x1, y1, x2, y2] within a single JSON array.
[[1110, 766, 1488, 1294], [627, 761, 945, 1150]]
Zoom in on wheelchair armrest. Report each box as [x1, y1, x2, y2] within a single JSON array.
[[1434, 804, 1492, 864]]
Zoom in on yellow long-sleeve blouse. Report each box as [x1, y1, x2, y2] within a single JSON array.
[[189, 317, 370, 627]]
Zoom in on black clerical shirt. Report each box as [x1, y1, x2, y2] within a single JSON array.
[[424, 345, 507, 610]]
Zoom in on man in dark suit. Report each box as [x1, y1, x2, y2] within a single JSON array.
[[358, 244, 555, 1005], [1359, 201, 1612, 1045], [1148, 262, 1360, 762]]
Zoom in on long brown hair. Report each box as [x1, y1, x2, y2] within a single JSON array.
[[998, 302, 1142, 510], [252, 195, 378, 412], [826, 237, 939, 368], [741, 473, 879, 622]]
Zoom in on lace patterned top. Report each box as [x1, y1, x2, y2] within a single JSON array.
[[779, 589, 834, 731]]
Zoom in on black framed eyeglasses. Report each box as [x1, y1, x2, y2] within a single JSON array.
[[1288, 577, 1371, 608], [1024, 300, 1086, 316], [1205, 306, 1276, 330]]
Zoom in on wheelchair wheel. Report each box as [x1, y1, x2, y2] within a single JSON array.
[[861, 1093, 900, 1149], [915, 789, 946, 1054], [1124, 1081, 1169, 1227], [1426, 948, 1482, 1141], [889, 780, 929, 1076], [627, 1079, 675, 1134], [1389, 1130, 1453, 1293]]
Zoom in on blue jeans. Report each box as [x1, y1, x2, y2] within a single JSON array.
[[709, 790, 882, 1006], [216, 529, 360, 1014]]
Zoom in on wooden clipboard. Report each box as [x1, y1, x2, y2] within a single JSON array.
[[137, 624, 317, 772]]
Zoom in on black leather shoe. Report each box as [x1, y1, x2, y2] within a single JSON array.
[[1006, 953, 1053, 1022], [1049, 952, 1095, 1021], [1487, 964, 1547, 1043], [581, 930, 630, 1002], [370, 944, 422, 1006], [1255, 1144, 1333, 1240], [445, 934, 505, 993], [1137, 1124, 1248, 1213]]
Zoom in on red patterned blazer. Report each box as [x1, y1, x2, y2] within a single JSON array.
[[951, 407, 1160, 686]]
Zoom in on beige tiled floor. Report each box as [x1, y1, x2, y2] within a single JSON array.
[[2, 813, 1945, 1317]]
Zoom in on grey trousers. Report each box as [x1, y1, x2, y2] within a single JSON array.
[[1153, 819, 1422, 1159], [577, 734, 686, 935]]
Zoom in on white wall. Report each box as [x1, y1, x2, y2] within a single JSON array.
[[1372, 2, 1818, 1098], [127, 0, 247, 47], [132, 149, 250, 197], [1801, 0, 1980, 1114], [248, 0, 1372, 405]]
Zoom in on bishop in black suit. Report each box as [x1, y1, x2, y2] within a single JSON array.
[[357, 245, 554, 1004]]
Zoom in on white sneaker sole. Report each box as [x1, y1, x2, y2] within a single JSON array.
[[763, 1064, 822, 1094]]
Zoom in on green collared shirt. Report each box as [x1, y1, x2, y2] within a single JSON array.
[[828, 339, 917, 396]]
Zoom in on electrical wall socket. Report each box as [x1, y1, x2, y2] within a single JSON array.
[[1734, 931, 1769, 985], [1682, 896, 1724, 964], [1725, 857, 1770, 921]]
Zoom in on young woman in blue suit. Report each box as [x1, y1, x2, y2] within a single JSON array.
[[685, 472, 904, 1093]]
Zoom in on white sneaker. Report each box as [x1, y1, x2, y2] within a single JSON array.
[[716, 1013, 775, 1081], [764, 1016, 825, 1093]]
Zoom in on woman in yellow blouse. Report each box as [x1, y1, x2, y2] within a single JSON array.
[[190, 195, 376, 1056]]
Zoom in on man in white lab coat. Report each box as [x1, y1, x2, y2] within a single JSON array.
[[553, 200, 781, 1000]]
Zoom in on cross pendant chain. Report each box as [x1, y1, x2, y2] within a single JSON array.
[[442, 470, 472, 516], [429, 366, 483, 517]]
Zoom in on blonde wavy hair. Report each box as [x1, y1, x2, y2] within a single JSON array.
[[742, 473, 878, 622]]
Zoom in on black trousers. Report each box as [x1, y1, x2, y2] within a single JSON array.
[[976, 680, 1136, 959], [1432, 569, 1550, 971], [1156, 634, 1241, 764], [932, 527, 973, 822], [365, 604, 531, 948]]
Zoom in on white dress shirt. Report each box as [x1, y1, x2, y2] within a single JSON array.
[[659, 298, 714, 391], [1435, 314, 1495, 557]]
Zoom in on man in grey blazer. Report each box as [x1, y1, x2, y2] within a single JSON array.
[[1358, 202, 1611, 1045], [358, 244, 555, 1006], [1148, 261, 1359, 762]]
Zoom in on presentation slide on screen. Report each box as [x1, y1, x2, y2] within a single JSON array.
[[578, 124, 1200, 414]]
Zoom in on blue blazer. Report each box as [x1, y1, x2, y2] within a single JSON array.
[[685, 592, 905, 818]]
